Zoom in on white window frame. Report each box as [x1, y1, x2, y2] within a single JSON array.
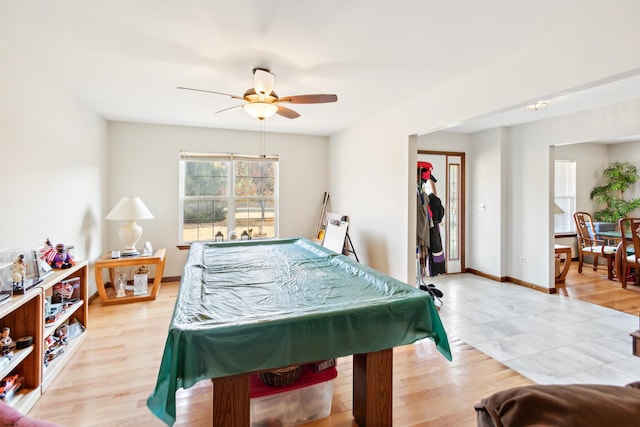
[[554, 160, 576, 233], [179, 152, 279, 243]]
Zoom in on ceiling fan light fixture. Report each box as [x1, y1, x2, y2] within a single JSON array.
[[253, 68, 276, 96], [243, 102, 278, 120], [525, 100, 549, 111]]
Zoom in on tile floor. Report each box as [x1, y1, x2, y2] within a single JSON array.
[[430, 273, 640, 386]]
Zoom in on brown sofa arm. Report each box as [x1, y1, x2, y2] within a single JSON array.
[[475, 383, 640, 427]]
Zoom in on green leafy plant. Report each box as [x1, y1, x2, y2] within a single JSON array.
[[590, 161, 640, 222]]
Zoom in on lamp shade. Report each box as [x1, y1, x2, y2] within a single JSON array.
[[106, 197, 154, 221], [554, 202, 565, 214]]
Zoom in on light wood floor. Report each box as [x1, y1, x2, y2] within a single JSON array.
[[557, 261, 640, 316], [27, 262, 640, 426]]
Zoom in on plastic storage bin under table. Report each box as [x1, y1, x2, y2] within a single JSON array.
[[250, 365, 338, 427]]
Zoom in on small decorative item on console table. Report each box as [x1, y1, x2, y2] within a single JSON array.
[[94, 248, 166, 305]]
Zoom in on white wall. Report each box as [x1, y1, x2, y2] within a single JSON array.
[[468, 129, 507, 277], [506, 99, 640, 288], [0, 39, 107, 296], [328, 116, 412, 280], [329, 4, 640, 286], [608, 141, 640, 204], [107, 122, 329, 277], [330, 101, 640, 287], [554, 143, 610, 254], [418, 132, 470, 153], [418, 130, 510, 278], [609, 141, 640, 162], [507, 125, 554, 285]]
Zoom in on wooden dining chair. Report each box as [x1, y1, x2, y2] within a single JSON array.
[[573, 212, 617, 280], [617, 217, 640, 288]]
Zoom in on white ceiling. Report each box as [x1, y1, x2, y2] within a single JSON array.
[[444, 72, 640, 136], [1, 1, 637, 136]]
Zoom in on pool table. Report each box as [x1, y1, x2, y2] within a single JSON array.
[[147, 238, 451, 426]]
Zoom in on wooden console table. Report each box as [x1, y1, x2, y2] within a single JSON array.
[[94, 248, 166, 305], [555, 244, 572, 284], [631, 330, 640, 357]]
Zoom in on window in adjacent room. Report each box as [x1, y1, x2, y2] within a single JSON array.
[[554, 160, 576, 233], [179, 152, 279, 243]]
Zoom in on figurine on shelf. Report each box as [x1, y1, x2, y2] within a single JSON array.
[[10, 255, 25, 286], [43, 335, 65, 364], [115, 269, 127, 298], [50, 243, 76, 269], [0, 327, 15, 358], [44, 336, 55, 353], [115, 269, 126, 298], [35, 239, 55, 278], [54, 325, 68, 345], [53, 280, 75, 303], [40, 238, 57, 265]]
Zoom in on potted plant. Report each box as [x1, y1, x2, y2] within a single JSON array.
[[590, 161, 640, 232]]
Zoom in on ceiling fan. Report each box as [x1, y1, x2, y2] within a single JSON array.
[[178, 68, 338, 120]]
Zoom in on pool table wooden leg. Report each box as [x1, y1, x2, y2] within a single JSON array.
[[211, 373, 250, 427], [353, 348, 393, 427]]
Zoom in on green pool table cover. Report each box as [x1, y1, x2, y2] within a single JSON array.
[[148, 238, 451, 425]]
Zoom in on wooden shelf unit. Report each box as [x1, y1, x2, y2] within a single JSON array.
[[40, 262, 88, 391], [0, 261, 88, 413], [0, 288, 42, 414]]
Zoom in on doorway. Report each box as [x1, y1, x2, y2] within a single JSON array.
[[417, 151, 465, 274]]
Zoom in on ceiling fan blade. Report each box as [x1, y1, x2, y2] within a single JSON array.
[[253, 68, 275, 96], [177, 86, 244, 100], [215, 105, 243, 115], [276, 105, 300, 119], [278, 94, 337, 104]]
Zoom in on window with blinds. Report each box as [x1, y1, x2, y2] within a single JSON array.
[[554, 160, 576, 233], [179, 152, 279, 243]]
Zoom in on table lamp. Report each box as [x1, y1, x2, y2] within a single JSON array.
[[105, 196, 154, 256]]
